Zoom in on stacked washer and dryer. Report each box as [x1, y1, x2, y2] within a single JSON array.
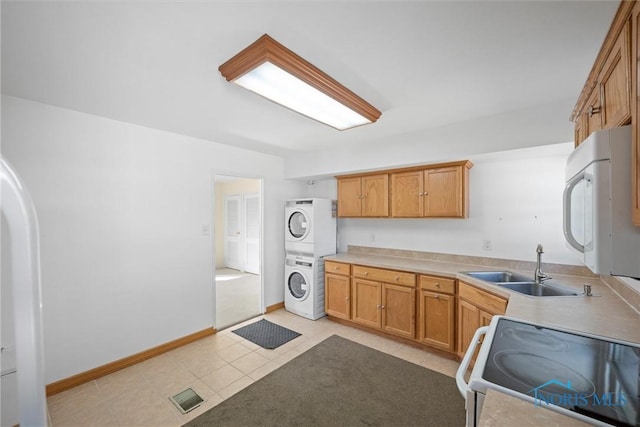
[[284, 199, 336, 320]]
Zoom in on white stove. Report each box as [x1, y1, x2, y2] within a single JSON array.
[[456, 316, 640, 426]]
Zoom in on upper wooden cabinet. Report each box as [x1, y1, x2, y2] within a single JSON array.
[[573, 1, 640, 226], [601, 20, 631, 129], [572, 5, 632, 148], [634, 3, 640, 225], [574, 112, 586, 146], [390, 161, 472, 218], [585, 87, 604, 138], [337, 173, 389, 217], [424, 164, 469, 217], [390, 170, 423, 217], [338, 160, 472, 219]]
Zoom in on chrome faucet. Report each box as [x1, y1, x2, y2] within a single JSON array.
[[534, 244, 552, 284]]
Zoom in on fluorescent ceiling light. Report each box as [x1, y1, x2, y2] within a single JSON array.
[[219, 34, 381, 130]]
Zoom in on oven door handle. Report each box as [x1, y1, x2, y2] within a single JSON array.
[[455, 326, 489, 397]]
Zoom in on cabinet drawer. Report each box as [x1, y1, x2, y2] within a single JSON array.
[[325, 261, 351, 276], [459, 282, 507, 315], [353, 265, 416, 287], [420, 275, 455, 294]]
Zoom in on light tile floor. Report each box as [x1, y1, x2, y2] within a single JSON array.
[[215, 268, 261, 329], [47, 309, 462, 426]]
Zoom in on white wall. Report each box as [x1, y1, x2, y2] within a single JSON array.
[[304, 143, 579, 266], [284, 98, 574, 180], [1, 95, 305, 383]]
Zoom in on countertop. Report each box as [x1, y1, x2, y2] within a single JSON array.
[[323, 252, 640, 426]]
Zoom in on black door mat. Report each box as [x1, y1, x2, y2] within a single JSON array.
[[232, 319, 301, 349]]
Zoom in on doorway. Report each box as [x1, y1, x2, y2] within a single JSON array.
[[214, 175, 262, 329]]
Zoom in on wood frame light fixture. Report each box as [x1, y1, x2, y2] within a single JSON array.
[[218, 34, 381, 130]]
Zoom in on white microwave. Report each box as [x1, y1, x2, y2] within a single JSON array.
[[563, 125, 640, 279]]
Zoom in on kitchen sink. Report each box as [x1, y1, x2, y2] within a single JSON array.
[[462, 271, 581, 297], [463, 271, 532, 283], [495, 282, 580, 297]]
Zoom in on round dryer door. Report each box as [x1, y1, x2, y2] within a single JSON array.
[[287, 210, 310, 240], [287, 270, 309, 301]]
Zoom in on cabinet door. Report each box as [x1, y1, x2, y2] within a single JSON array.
[[480, 309, 494, 328], [633, 3, 640, 226], [381, 283, 416, 339], [585, 89, 602, 137], [574, 113, 586, 148], [418, 290, 455, 352], [424, 166, 463, 217], [600, 20, 631, 129], [457, 299, 480, 359], [390, 170, 423, 217], [361, 174, 389, 217], [337, 177, 362, 217], [325, 273, 351, 320], [352, 278, 382, 329]]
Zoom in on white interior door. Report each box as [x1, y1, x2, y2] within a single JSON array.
[[243, 193, 260, 274], [224, 194, 242, 270]]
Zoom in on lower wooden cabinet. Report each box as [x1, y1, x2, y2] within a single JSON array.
[[418, 274, 456, 352], [457, 299, 482, 360], [382, 283, 416, 339], [325, 261, 352, 320], [324, 262, 509, 358], [418, 290, 455, 352], [351, 265, 417, 339], [352, 278, 381, 328], [351, 277, 416, 339], [457, 281, 507, 361], [325, 272, 351, 320]]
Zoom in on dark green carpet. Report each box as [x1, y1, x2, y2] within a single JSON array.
[[184, 334, 465, 427]]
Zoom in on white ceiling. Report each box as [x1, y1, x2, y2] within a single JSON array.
[[1, 1, 619, 157]]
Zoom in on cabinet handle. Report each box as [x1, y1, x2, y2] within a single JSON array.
[[435, 294, 440, 299], [588, 105, 601, 117], [435, 283, 440, 288], [395, 276, 399, 281], [345, 297, 350, 301], [364, 271, 368, 276], [381, 305, 385, 309], [376, 304, 381, 309], [424, 192, 429, 196], [419, 192, 424, 196]]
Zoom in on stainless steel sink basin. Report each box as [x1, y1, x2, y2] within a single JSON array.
[[463, 271, 532, 283], [462, 271, 581, 297], [495, 282, 580, 297]]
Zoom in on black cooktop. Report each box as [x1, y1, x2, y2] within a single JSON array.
[[482, 318, 640, 426]]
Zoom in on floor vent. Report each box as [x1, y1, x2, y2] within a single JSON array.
[[170, 388, 204, 414]]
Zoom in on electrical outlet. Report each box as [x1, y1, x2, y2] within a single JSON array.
[[482, 239, 492, 251]]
